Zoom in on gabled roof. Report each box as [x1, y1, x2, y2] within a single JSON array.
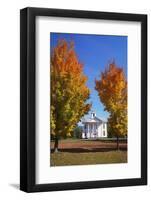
[[82, 116, 103, 123], [80, 110, 107, 124]]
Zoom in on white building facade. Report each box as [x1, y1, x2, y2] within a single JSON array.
[[82, 111, 108, 139]]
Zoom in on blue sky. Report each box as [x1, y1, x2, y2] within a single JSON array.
[[50, 33, 127, 121]]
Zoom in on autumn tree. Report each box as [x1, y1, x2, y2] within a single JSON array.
[[51, 40, 91, 152], [95, 62, 127, 150]]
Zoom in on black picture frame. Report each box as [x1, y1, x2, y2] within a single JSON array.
[[20, 7, 147, 192]]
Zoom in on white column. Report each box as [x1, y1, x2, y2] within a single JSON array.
[[89, 124, 91, 138], [105, 123, 108, 137], [101, 123, 103, 137], [102, 123, 104, 137], [82, 125, 85, 139], [92, 123, 94, 138], [89, 123, 91, 138]]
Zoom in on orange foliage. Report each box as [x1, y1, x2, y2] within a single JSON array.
[[51, 40, 91, 138], [95, 62, 127, 137]]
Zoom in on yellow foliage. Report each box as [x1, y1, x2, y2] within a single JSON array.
[[51, 40, 91, 138], [95, 62, 127, 137]]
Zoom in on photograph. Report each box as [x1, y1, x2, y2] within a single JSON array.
[[20, 7, 147, 192], [50, 32, 128, 167]]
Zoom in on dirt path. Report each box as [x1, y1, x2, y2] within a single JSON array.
[[51, 139, 127, 152]]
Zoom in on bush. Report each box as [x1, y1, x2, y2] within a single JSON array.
[[73, 126, 83, 139]]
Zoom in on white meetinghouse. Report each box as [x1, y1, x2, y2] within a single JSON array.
[[81, 111, 108, 139]]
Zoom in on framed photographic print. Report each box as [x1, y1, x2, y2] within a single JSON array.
[[20, 7, 147, 192]]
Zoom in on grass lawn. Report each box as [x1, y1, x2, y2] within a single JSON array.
[[51, 151, 127, 166], [50, 139, 127, 166]]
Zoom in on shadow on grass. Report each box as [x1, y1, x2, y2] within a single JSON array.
[[51, 146, 127, 153]]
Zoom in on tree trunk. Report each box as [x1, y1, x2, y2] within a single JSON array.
[[54, 136, 59, 153], [116, 136, 120, 150]]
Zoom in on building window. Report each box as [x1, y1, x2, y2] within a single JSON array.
[[103, 130, 106, 136]]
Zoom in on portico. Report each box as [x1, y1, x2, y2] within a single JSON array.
[[82, 111, 108, 139]]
